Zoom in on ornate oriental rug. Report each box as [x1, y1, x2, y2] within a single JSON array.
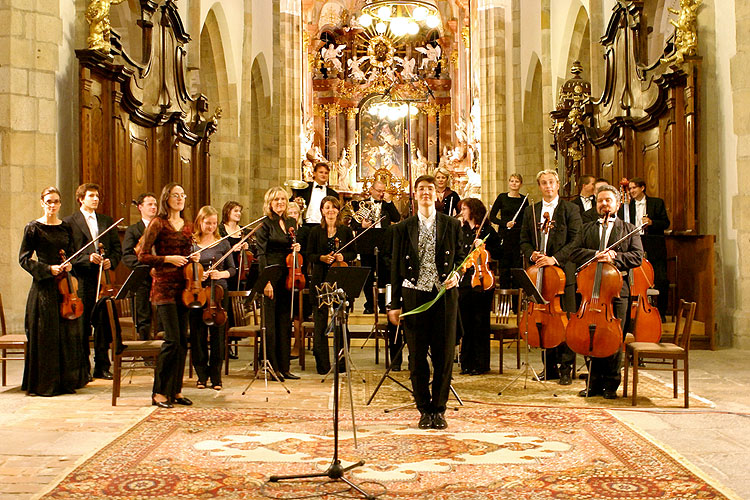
[[41, 405, 734, 499]]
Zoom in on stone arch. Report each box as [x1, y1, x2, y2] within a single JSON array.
[[520, 55, 545, 184], [249, 53, 274, 197]]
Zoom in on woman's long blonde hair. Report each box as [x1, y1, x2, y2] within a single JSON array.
[[193, 205, 221, 240]]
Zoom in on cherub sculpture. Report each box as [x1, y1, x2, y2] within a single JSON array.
[[321, 43, 347, 73], [347, 55, 369, 82], [85, 0, 125, 52], [661, 0, 702, 66], [400, 57, 418, 81], [415, 43, 442, 70]]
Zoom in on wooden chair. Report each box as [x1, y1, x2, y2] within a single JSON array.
[[490, 288, 522, 374], [623, 299, 696, 408], [225, 291, 261, 375], [0, 294, 27, 386], [107, 299, 163, 406]]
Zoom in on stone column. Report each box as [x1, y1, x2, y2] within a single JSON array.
[[277, 0, 302, 182], [0, 1, 62, 328]]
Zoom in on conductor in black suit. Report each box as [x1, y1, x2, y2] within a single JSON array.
[[349, 180, 401, 314], [293, 162, 339, 227], [64, 183, 122, 379], [122, 193, 158, 340], [620, 177, 670, 317], [388, 175, 465, 430], [519, 169, 581, 385]]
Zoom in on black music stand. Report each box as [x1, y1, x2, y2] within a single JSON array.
[[498, 268, 557, 396], [269, 275, 376, 500], [242, 265, 290, 396]]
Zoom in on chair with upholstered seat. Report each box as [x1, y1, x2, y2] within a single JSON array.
[[623, 299, 696, 408], [0, 294, 27, 386], [225, 291, 261, 374], [490, 288, 522, 374]]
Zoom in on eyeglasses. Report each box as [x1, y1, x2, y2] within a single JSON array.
[[43, 200, 61, 206], [170, 193, 188, 199]]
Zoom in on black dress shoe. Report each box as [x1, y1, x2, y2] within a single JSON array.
[[173, 397, 193, 406], [391, 365, 402, 372], [538, 370, 560, 381], [431, 412, 448, 429], [282, 372, 300, 380], [93, 370, 113, 380], [578, 388, 603, 397], [418, 412, 433, 429], [460, 368, 470, 375], [602, 390, 618, 400], [363, 307, 374, 314], [559, 371, 572, 385], [152, 398, 173, 408]]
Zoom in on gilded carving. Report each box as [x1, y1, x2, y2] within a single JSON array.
[[661, 0, 702, 67], [85, 0, 125, 53]]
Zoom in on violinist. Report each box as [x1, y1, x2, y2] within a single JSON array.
[[219, 201, 247, 291], [306, 196, 356, 374], [489, 173, 528, 288], [64, 183, 122, 381], [122, 192, 158, 340], [457, 198, 502, 376], [388, 175, 465, 430], [137, 183, 196, 409], [519, 169, 581, 385], [571, 185, 643, 399], [255, 186, 301, 381], [19, 187, 89, 396], [434, 167, 461, 217], [188, 206, 236, 391]]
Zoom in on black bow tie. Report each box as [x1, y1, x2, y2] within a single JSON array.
[[373, 199, 382, 204], [315, 185, 324, 189]]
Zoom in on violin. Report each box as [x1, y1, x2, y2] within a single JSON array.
[[182, 257, 207, 308], [96, 243, 119, 299], [629, 259, 662, 342], [286, 227, 306, 290], [566, 212, 623, 358], [469, 211, 494, 291], [202, 259, 227, 326], [329, 236, 348, 267], [56, 250, 84, 320], [518, 212, 567, 349]]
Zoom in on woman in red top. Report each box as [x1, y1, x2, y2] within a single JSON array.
[[138, 183, 196, 408]]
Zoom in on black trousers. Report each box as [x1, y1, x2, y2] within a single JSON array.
[[133, 280, 152, 340], [388, 322, 403, 367], [78, 269, 110, 373], [262, 279, 291, 374], [588, 295, 629, 393], [360, 254, 386, 311], [402, 287, 458, 413], [458, 287, 493, 373], [188, 293, 227, 386], [153, 302, 189, 398]]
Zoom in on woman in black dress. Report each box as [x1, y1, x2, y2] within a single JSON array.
[[219, 201, 246, 291], [457, 198, 502, 375], [489, 173, 528, 288], [19, 187, 88, 396], [255, 186, 301, 380], [434, 167, 461, 217], [305, 196, 356, 374]]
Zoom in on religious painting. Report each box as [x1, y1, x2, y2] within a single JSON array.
[[357, 96, 406, 181]]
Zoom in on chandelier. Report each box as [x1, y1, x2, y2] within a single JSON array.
[[358, 1, 441, 38]]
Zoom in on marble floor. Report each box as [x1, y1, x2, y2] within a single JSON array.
[[1, 339, 749, 499]]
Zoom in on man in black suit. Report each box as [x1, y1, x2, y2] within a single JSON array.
[[581, 178, 610, 223], [122, 192, 157, 340], [293, 162, 339, 227], [65, 183, 122, 379], [350, 180, 402, 314], [388, 175, 465, 430], [571, 174, 596, 215], [571, 185, 643, 399], [620, 177, 670, 317], [519, 169, 582, 385]]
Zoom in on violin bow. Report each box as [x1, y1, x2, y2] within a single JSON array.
[[510, 194, 529, 224], [575, 218, 647, 273], [188, 215, 266, 259], [334, 215, 387, 254], [60, 217, 125, 267], [204, 217, 266, 272]]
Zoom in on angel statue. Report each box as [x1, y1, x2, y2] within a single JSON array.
[[347, 55, 369, 82], [400, 57, 418, 81], [416, 43, 442, 70], [412, 148, 429, 178], [85, 0, 125, 52], [321, 43, 347, 73]]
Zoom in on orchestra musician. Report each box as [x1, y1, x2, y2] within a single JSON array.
[[571, 185, 644, 398], [571, 174, 596, 215], [519, 169, 581, 385], [19, 187, 89, 396], [388, 175, 465, 430], [137, 182, 196, 409], [488, 173, 528, 288], [294, 162, 339, 227], [349, 180, 401, 314], [255, 186, 301, 381], [189, 206, 236, 391], [64, 183, 122, 381], [219, 201, 246, 291], [306, 196, 356, 374], [581, 178, 610, 223], [457, 198, 502, 376], [621, 177, 670, 319], [434, 167, 460, 217], [122, 192, 158, 340]]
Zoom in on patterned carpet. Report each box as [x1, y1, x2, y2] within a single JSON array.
[[41, 405, 733, 499]]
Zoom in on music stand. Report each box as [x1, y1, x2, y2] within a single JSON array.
[[242, 265, 291, 397], [498, 268, 558, 396]]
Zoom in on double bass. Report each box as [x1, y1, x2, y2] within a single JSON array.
[[566, 212, 623, 358], [518, 211, 567, 349]]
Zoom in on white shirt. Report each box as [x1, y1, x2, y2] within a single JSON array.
[[634, 197, 647, 234], [580, 195, 593, 212], [305, 182, 327, 224], [539, 196, 559, 255], [81, 207, 98, 240], [599, 215, 616, 248], [370, 197, 383, 228], [142, 218, 151, 228], [417, 206, 436, 230]]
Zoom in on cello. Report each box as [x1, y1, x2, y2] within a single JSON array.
[[56, 249, 84, 320], [566, 212, 623, 358], [629, 259, 662, 342], [202, 260, 227, 326], [518, 211, 567, 350]]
